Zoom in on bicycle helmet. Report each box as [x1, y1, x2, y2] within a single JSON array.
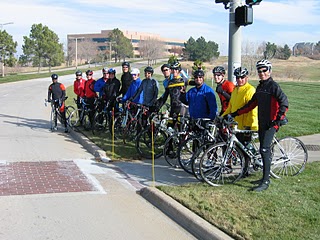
[[170, 61, 181, 71], [102, 67, 108, 73], [234, 67, 249, 77], [86, 70, 93, 75], [51, 73, 58, 79], [161, 63, 171, 71], [144, 66, 154, 74], [108, 68, 116, 74], [193, 69, 205, 77], [122, 61, 130, 68], [212, 66, 226, 75], [75, 70, 82, 76], [256, 59, 272, 71]]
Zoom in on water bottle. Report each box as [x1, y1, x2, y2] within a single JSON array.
[[168, 127, 175, 135]]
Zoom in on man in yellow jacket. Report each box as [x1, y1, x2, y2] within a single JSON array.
[[222, 67, 258, 131], [222, 67, 258, 177]]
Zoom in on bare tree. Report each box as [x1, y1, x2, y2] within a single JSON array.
[[139, 38, 165, 65], [241, 40, 263, 74], [78, 38, 98, 67]]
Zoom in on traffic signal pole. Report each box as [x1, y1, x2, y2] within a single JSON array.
[[228, 0, 242, 82]]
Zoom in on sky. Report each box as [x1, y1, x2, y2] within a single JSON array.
[[1, 0, 320, 56]]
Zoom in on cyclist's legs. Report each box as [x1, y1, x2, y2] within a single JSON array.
[[59, 102, 67, 128], [259, 127, 276, 182]]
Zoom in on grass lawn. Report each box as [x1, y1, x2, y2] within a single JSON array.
[[158, 162, 320, 240]]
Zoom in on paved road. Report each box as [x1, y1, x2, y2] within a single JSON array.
[[0, 75, 196, 240]]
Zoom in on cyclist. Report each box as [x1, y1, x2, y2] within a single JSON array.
[[120, 61, 133, 97], [222, 67, 258, 177], [130, 66, 159, 127], [228, 59, 289, 192], [102, 68, 121, 112], [47, 74, 68, 133], [73, 70, 86, 115], [181, 69, 218, 120], [213, 66, 235, 115], [84, 70, 97, 124], [121, 68, 143, 104], [161, 63, 171, 89], [94, 67, 109, 97]]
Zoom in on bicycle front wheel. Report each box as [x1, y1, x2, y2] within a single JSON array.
[[66, 106, 79, 128], [163, 133, 181, 168], [271, 137, 308, 178], [199, 142, 245, 186], [135, 127, 167, 159]]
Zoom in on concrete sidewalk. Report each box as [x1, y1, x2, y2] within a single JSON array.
[[69, 129, 320, 240]]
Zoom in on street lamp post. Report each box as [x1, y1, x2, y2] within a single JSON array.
[[0, 22, 14, 77], [109, 41, 116, 64], [69, 37, 84, 69]]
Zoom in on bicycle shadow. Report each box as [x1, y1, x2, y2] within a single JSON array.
[[0, 113, 51, 131], [92, 158, 199, 189]]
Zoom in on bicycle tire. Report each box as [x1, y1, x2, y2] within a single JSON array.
[[270, 137, 308, 178], [82, 113, 92, 130], [192, 143, 214, 181], [135, 127, 167, 159], [199, 142, 245, 186], [177, 136, 202, 174], [163, 133, 180, 168], [123, 119, 140, 143], [66, 106, 79, 128], [112, 114, 125, 140], [92, 111, 108, 134]]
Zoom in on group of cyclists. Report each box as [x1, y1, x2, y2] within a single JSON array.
[[47, 58, 288, 192]]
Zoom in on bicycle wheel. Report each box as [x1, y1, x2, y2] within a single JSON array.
[[270, 137, 308, 178], [199, 142, 245, 186], [112, 113, 125, 140], [92, 111, 107, 134], [163, 133, 181, 168], [123, 119, 140, 143], [82, 112, 92, 130], [66, 106, 79, 128], [178, 136, 202, 174], [192, 143, 214, 181], [136, 127, 167, 159]]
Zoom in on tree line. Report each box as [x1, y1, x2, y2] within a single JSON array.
[[1, 22, 319, 76]]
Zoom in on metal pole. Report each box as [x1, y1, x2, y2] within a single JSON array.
[[75, 38, 78, 69], [0, 22, 14, 77], [228, 0, 242, 83], [0, 22, 14, 31]]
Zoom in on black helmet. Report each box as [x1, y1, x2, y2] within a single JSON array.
[[170, 61, 181, 71], [161, 63, 171, 71], [193, 69, 205, 78], [108, 68, 116, 74], [86, 70, 93, 75], [75, 70, 82, 76], [234, 67, 249, 77], [51, 73, 58, 79], [144, 66, 154, 74], [212, 66, 226, 75], [122, 61, 130, 68]]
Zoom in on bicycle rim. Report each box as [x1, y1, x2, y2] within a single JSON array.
[[136, 128, 166, 159], [200, 143, 245, 186], [271, 137, 308, 178], [163, 134, 180, 168], [178, 137, 201, 174]]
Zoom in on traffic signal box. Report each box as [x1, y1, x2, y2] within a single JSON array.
[[235, 5, 253, 26]]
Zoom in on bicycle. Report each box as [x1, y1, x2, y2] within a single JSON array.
[[45, 96, 77, 132], [198, 118, 308, 186]]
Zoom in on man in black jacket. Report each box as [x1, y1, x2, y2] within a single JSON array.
[[229, 59, 289, 192], [120, 61, 133, 97]]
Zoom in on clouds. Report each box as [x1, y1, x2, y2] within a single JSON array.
[[1, 0, 319, 56]]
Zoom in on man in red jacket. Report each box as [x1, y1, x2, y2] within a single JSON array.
[[73, 70, 86, 113], [213, 66, 235, 115], [84, 70, 97, 125]]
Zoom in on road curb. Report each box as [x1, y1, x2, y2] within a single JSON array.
[[139, 187, 233, 240], [69, 129, 111, 162]]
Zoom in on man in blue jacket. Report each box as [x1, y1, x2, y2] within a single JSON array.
[[182, 69, 218, 120], [94, 67, 109, 97], [121, 68, 143, 104]]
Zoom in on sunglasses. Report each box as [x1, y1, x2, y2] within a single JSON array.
[[76, 74, 82, 76], [258, 69, 268, 73], [162, 69, 170, 72], [131, 74, 137, 77], [86, 74, 93, 76], [214, 74, 222, 77], [236, 75, 246, 79]]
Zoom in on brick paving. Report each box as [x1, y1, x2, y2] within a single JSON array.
[[0, 161, 96, 196]]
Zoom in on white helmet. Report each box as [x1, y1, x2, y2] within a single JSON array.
[[256, 59, 272, 71]]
